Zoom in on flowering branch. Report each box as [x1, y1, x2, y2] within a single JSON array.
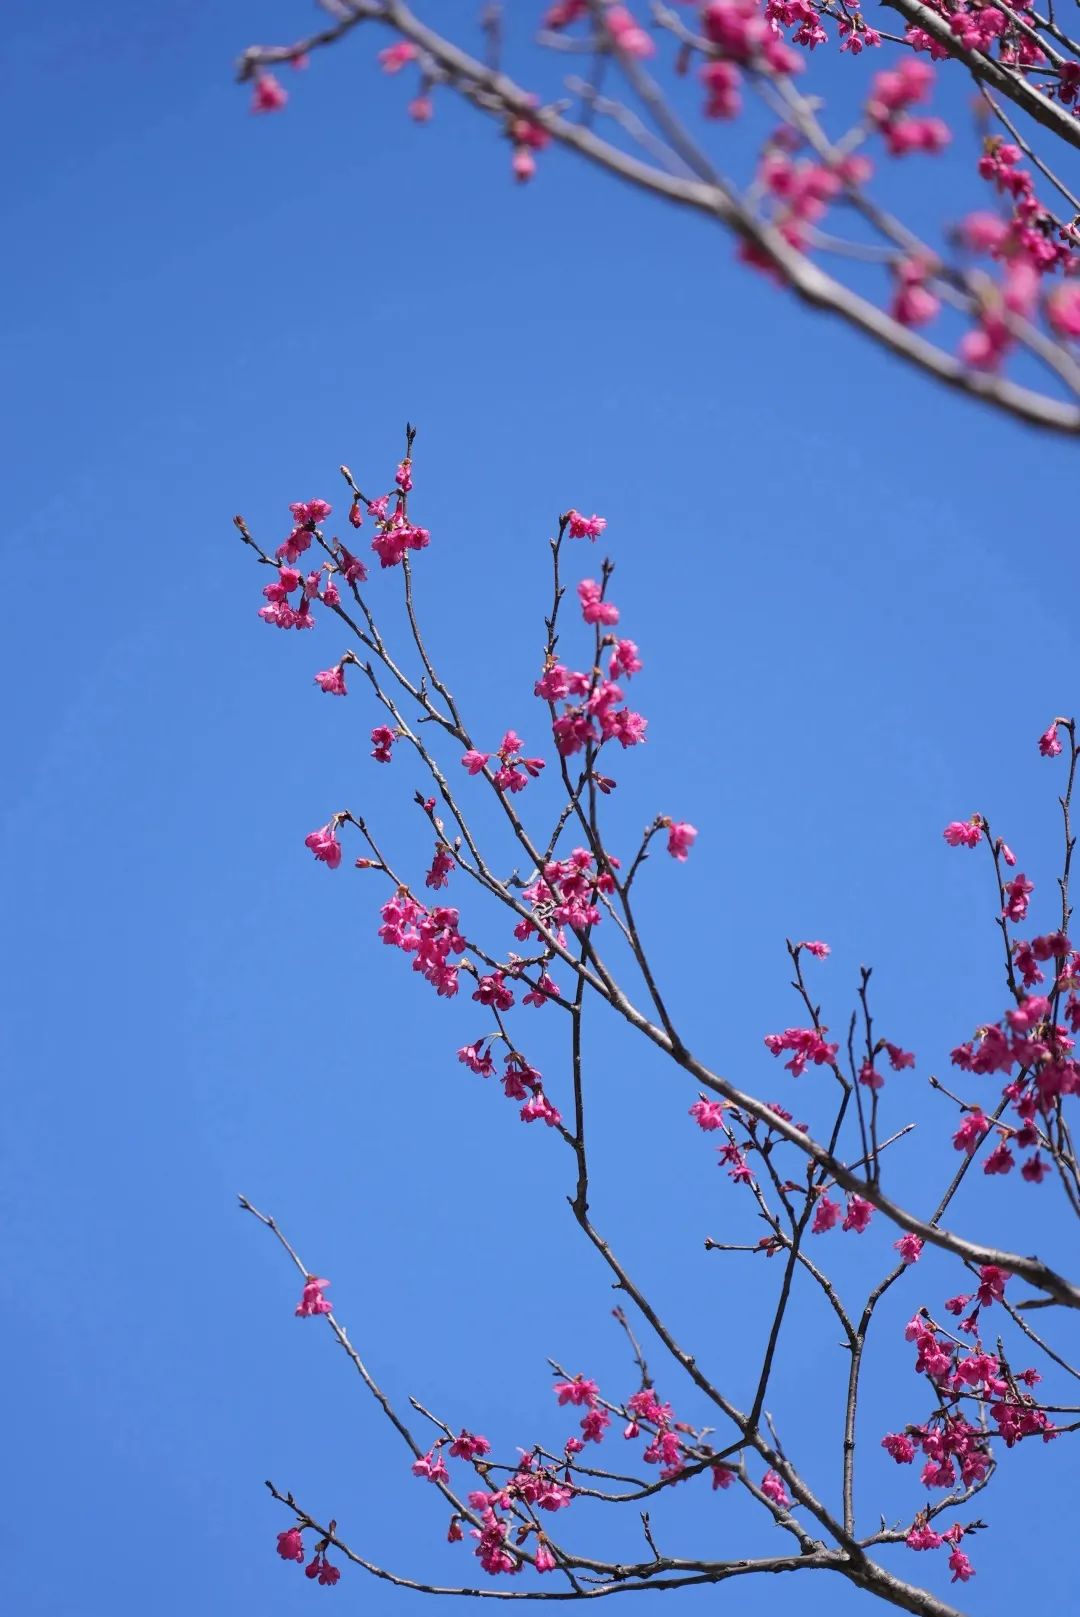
[[236, 433, 1080, 1610], [235, 2, 1080, 433]]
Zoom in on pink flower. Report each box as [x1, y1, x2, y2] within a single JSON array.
[[305, 1552, 341, 1586], [1003, 873, 1034, 922], [412, 1449, 451, 1484], [580, 1408, 611, 1442], [894, 1233, 923, 1264], [521, 1093, 562, 1126], [666, 821, 697, 861], [843, 1195, 873, 1233], [1022, 1153, 1051, 1183], [983, 1141, 1015, 1175], [906, 1525, 943, 1551], [711, 1463, 736, 1490], [566, 509, 607, 540], [609, 638, 643, 679], [534, 1542, 557, 1573], [315, 665, 347, 696], [885, 1042, 915, 1069], [800, 940, 830, 958], [1047, 284, 1080, 339], [689, 1097, 726, 1130], [379, 41, 417, 72], [305, 823, 342, 869], [295, 1275, 332, 1317], [426, 845, 454, 891], [943, 819, 983, 848], [554, 1376, 600, 1407], [337, 543, 368, 584], [953, 1111, 991, 1155], [882, 1433, 915, 1463], [371, 725, 395, 763], [812, 1193, 841, 1233], [760, 1470, 790, 1507], [948, 1548, 975, 1583], [461, 750, 491, 775], [290, 499, 332, 527], [409, 95, 434, 123], [1039, 722, 1063, 758], [277, 1527, 305, 1561], [976, 1264, 1007, 1306], [764, 1026, 839, 1077], [449, 1430, 491, 1461], [251, 73, 288, 113], [578, 578, 619, 626]]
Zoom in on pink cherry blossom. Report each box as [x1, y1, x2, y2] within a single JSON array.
[[894, 1233, 924, 1264], [305, 1552, 341, 1586], [760, 1470, 790, 1507], [943, 819, 983, 848], [1039, 722, 1063, 758], [379, 41, 417, 72], [305, 823, 343, 869], [251, 73, 288, 113], [566, 509, 607, 540], [315, 665, 347, 696], [843, 1195, 874, 1233], [295, 1275, 332, 1317], [666, 821, 697, 861], [412, 1449, 451, 1484], [371, 725, 395, 763], [277, 1527, 305, 1561], [554, 1375, 600, 1407], [812, 1193, 841, 1233], [800, 940, 830, 958], [578, 578, 620, 626], [764, 1026, 839, 1076], [689, 1096, 726, 1130], [461, 750, 491, 775]]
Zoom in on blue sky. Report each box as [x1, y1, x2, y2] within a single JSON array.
[[3, 4, 1078, 1614]]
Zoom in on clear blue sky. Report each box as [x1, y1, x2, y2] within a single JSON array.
[[4, 5, 1078, 1614]]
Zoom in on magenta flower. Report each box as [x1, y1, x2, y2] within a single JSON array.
[[948, 1548, 975, 1583], [371, 725, 395, 763], [799, 940, 830, 958], [689, 1097, 726, 1130], [554, 1375, 599, 1408], [943, 819, 983, 848], [314, 665, 347, 696], [277, 1527, 305, 1562], [251, 73, 288, 113], [305, 1552, 341, 1585], [711, 1463, 736, 1490], [842, 1195, 873, 1233], [764, 1026, 839, 1077], [534, 1542, 557, 1573], [295, 1275, 332, 1317], [952, 1111, 991, 1155], [881, 1433, 915, 1464], [449, 1430, 491, 1462], [577, 578, 619, 626], [461, 750, 491, 775], [566, 509, 606, 540], [305, 823, 342, 869], [412, 1448, 451, 1484], [760, 1470, 790, 1507], [1003, 873, 1034, 921], [811, 1194, 841, 1234], [1039, 722, 1063, 758], [666, 821, 697, 862], [894, 1233, 923, 1264]]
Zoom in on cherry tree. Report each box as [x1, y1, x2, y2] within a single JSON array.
[[233, 431, 1080, 1615], [236, 2, 1080, 433]]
